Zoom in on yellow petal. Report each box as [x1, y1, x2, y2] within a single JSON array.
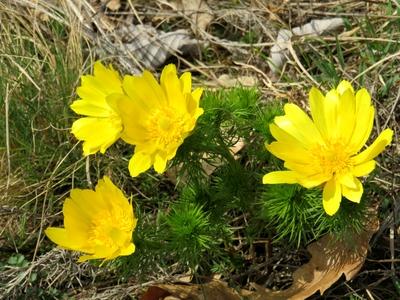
[[166, 146, 181, 160], [336, 80, 354, 95], [352, 129, 393, 165], [338, 172, 358, 189], [122, 74, 164, 110], [191, 87, 203, 105], [96, 244, 134, 262], [352, 160, 376, 177], [347, 89, 374, 153], [275, 103, 324, 146], [93, 61, 123, 93], [135, 142, 158, 156], [337, 89, 356, 145], [160, 64, 186, 112], [342, 177, 363, 203], [63, 189, 106, 252], [322, 177, 342, 216], [73, 62, 122, 119], [180, 72, 192, 94], [128, 151, 152, 177], [160, 64, 177, 85], [119, 243, 135, 256], [298, 173, 331, 188], [262, 171, 298, 184], [186, 92, 202, 115], [142, 70, 168, 104], [121, 123, 148, 146], [95, 176, 132, 214], [309, 87, 328, 140], [45, 228, 79, 250], [114, 94, 150, 145], [273, 117, 307, 148], [284, 161, 318, 176], [154, 154, 168, 174], [77, 245, 113, 262], [269, 123, 306, 149], [323, 89, 339, 139], [266, 141, 312, 164], [193, 107, 204, 120], [70, 99, 112, 117], [76, 80, 105, 102], [116, 93, 148, 122], [76, 62, 122, 103], [71, 117, 122, 156], [65, 189, 105, 222]]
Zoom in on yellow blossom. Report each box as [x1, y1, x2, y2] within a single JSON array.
[[45, 176, 137, 262], [70, 61, 124, 156], [114, 64, 204, 177], [263, 80, 393, 216]]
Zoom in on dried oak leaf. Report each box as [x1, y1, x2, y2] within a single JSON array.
[[247, 215, 379, 300], [141, 279, 241, 300]]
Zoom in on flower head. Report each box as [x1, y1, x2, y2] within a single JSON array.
[[71, 61, 124, 156], [115, 64, 204, 177], [45, 176, 137, 262], [263, 80, 393, 215]]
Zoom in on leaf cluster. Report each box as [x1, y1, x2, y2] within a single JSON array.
[[259, 184, 371, 247]]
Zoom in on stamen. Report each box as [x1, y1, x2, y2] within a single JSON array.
[[311, 141, 353, 176], [147, 107, 188, 149]]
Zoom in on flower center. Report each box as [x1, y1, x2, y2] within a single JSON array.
[[147, 107, 190, 149], [311, 141, 353, 176], [89, 209, 132, 249]]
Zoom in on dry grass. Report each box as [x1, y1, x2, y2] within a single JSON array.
[[0, 0, 399, 299]]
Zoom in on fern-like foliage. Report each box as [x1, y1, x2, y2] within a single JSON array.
[[163, 187, 220, 269], [259, 184, 370, 247]]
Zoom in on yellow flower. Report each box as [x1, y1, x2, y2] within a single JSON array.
[[45, 176, 137, 262], [70, 61, 124, 156], [263, 81, 393, 216], [114, 64, 204, 177]]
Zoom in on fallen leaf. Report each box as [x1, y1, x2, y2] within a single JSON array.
[[99, 24, 201, 73], [269, 18, 344, 73], [141, 279, 241, 300], [247, 215, 379, 300], [176, 0, 213, 33], [101, 0, 121, 11], [63, 1, 204, 72], [140, 214, 378, 300], [141, 286, 171, 300]]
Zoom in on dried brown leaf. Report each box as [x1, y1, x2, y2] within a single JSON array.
[[247, 215, 380, 300], [141, 279, 241, 300], [176, 0, 213, 33], [102, 0, 121, 11]]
